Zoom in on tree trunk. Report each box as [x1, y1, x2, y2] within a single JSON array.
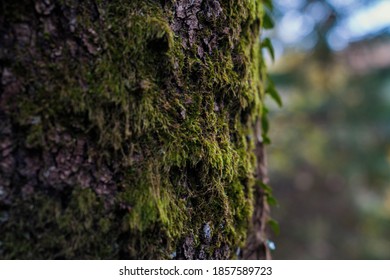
[[0, 0, 270, 259]]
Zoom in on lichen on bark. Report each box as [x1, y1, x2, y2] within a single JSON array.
[[0, 0, 270, 259]]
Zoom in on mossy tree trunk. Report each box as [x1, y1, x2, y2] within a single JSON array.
[[0, 0, 271, 259]]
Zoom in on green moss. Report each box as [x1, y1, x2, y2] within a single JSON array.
[[3, 0, 269, 259], [2, 188, 117, 259]]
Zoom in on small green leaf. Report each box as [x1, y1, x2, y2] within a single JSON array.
[[263, 12, 274, 29], [266, 80, 282, 107], [259, 182, 272, 194], [261, 107, 272, 144], [262, 135, 271, 145], [264, 0, 274, 11], [259, 182, 279, 206], [261, 108, 269, 134], [267, 195, 278, 207], [268, 219, 280, 236], [261, 37, 275, 61]]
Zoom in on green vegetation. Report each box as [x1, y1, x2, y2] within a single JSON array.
[[269, 43, 390, 259], [1, 0, 275, 259]]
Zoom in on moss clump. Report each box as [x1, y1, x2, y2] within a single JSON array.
[[1, 0, 268, 259]]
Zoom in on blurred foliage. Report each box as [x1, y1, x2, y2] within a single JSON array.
[[266, 0, 390, 259]]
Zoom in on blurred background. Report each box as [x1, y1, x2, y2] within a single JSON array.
[[265, 0, 390, 259]]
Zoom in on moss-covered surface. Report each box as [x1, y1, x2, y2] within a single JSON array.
[[0, 0, 268, 259]]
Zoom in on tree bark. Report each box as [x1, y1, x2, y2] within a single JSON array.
[[0, 0, 270, 259]]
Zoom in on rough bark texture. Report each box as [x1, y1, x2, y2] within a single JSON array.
[[0, 0, 270, 259]]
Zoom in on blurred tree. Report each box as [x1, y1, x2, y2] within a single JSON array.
[[268, 25, 390, 259]]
